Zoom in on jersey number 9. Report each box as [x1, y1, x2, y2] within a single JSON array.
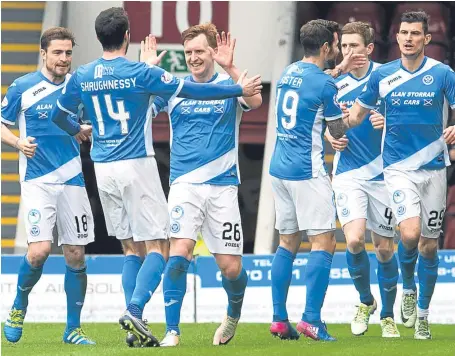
[[276, 88, 298, 130]]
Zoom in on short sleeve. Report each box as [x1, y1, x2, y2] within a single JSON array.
[[322, 79, 343, 121], [138, 64, 184, 102], [1, 82, 22, 125], [57, 72, 82, 115]]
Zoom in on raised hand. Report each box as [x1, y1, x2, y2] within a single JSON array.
[[17, 136, 38, 158], [238, 70, 262, 97], [338, 48, 367, 74], [208, 31, 236, 70], [140, 34, 167, 66]]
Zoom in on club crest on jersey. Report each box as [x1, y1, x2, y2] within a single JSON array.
[[170, 221, 180, 233], [333, 93, 340, 107], [170, 206, 184, 220], [392, 190, 405, 204], [30, 225, 40, 237], [1, 96, 8, 108], [397, 205, 406, 216], [336, 193, 348, 207], [341, 208, 350, 217], [161, 72, 174, 84], [422, 75, 434, 86], [28, 209, 41, 224]]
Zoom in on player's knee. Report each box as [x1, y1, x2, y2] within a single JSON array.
[[346, 235, 365, 254], [418, 237, 438, 258], [63, 245, 86, 269], [279, 232, 301, 254], [27, 242, 51, 267], [399, 218, 420, 247], [146, 239, 170, 260], [374, 244, 394, 262], [218, 259, 242, 280], [169, 238, 194, 261]]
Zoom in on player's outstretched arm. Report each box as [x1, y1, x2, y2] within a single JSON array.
[[179, 71, 262, 99], [209, 32, 262, 109], [51, 104, 81, 136], [1, 123, 37, 158], [347, 102, 370, 128]]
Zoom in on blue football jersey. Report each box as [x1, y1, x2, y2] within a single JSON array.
[[358, 57, 455, 171], [269, 61, 343, 180], [153, 73, 248, 185], [1, 71, 83, 185], [333, 61, 384, 181], [57, 57, 185, 162]]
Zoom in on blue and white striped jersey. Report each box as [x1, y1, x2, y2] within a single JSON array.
[[270, 61, 343, 180], [358, 56, 455, 171], [153, 73, 248, 185], [1, 71, 83, 185], [333, 61, 384, 181]]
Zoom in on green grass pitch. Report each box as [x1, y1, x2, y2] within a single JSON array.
[[2, 323, 455, 355]]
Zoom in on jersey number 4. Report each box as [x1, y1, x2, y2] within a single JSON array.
[[276, 88, 298, 130], [92, 94, 130, 136]]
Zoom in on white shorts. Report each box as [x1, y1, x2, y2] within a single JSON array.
[[384, 168, 446, 239], [94, 157, 169, 242], [271, 175, 336, 236], [21, 182, 94, 246], [332, 177, 395, 238], [168, 183, 243, 255]]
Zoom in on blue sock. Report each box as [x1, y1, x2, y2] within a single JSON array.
[[13, 255, 43, 310], [222, 268, 248, 319], [271, 246, 295, 322], [122, 255, 143, 307], [378, 255, 399, 319], [163, 256, 190, 334], [417, 254, 439, 310], [346, 250, 374, 305], [128, 252, 166, 319], [398, 240, 418, 291], [65, 265, 87, 331], [303, 251, 333, 323]]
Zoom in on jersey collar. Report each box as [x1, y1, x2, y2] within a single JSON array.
[[400, 56, 427, 74], [348, 61, 374, 81], [189, 72, 219, 83]]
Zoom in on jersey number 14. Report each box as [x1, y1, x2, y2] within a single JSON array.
[[92, 94, 130, 136]]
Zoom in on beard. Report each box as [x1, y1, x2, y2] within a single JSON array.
[[46, 61, 70, 78], [401, 44, 424, 60]]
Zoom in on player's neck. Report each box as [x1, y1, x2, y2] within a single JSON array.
[[400, 52, 425, 73], [40, 67, 65, 85], [191, 67, 215, 83], [102, 49, 126, 60], [301, 56, 325, 70], [350, 60, 371, 79]]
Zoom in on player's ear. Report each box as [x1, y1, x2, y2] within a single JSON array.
[[366, 43, 374, 56], [40, 48, 46, 62], [424, 33, 431, 46]]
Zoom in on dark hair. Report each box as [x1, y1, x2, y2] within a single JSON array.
[[40, 27, 75, 51], [400, 11, 429, 34], [299, 19, 340, 57], [95, 7, 130, 51], [182, 22, 218, 48], [342, 21, 375, 46]]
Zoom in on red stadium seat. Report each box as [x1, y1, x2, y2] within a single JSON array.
[[389, 3, 450, 46], [387, 43, 447, 63], [326, 2, 386, 42]]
